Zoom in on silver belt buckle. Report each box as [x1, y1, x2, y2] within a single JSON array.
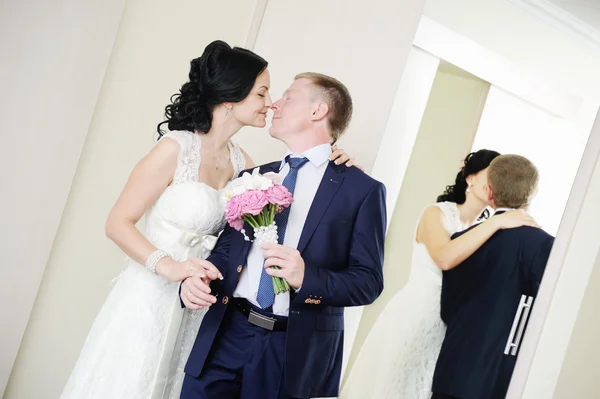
[[248, 309, 276, 331]]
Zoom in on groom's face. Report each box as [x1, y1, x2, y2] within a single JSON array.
[[269, 78, 317, 140], [469, 168, 493, 206]]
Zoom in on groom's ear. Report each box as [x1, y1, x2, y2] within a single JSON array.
[[486, 184, 494, 202], [311, 102, 329, 121]]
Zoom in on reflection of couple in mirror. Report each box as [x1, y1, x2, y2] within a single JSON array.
[[342, 151, 554, 399]]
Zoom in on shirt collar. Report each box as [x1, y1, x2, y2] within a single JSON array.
[[493, 207, 516, 214], [279, 143, 332, 171]]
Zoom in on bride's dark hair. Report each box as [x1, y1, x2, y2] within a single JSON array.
[[437, 149, 501, 205], [157, 40, 268, 138]]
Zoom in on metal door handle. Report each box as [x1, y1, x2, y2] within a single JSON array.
[[504, 295, 534, 356]]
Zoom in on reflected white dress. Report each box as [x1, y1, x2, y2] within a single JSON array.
[[61, 131, 246, 399], [340, 202, 470, 399]]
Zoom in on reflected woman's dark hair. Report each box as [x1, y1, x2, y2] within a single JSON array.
[[437, 149, 501, 206], [157, 40, 268, 138]]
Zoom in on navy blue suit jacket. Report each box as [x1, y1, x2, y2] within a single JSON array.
[[432, 212, 554, 399], [184, 160, 387, 398]]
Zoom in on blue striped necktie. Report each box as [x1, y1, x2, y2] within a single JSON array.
[[256, 156, 309, 309]]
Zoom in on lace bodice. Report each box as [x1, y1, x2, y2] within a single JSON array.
[[409, 201, 471, 285], [435, 201, 469, 237], [144, 131, 246, 259], [168, 131, 246, 185]]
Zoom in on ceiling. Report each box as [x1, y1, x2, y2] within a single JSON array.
[[508, 0, 600, 53], [548, 0, 600, 29]]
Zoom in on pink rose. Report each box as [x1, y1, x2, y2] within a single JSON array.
[[226, 195, 243, 221], [266, 184, 294, 209], [225, 195, 245, 231], [239, 189, 269, 216], [228, 218, 244, 231]]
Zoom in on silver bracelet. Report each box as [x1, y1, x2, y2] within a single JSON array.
[[145, 250, 170, 274]]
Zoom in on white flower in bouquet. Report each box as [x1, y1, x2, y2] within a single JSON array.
[[226, 167, 276, 197]]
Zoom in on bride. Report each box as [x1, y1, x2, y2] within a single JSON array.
[[340, 149, 539, 399], [61, 40, 354, 399]]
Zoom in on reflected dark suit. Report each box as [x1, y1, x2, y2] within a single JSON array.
[[432, 211, 554, 399]]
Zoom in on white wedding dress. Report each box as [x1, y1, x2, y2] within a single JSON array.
[[61, 131, 246, 399], [340, 202, 470, 399]]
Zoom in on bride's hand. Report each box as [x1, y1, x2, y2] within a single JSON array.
[[156, 257, 223, 283], [330, 144, 365, 171], [493, 209, 541, 230], [181, 276, 217, 310]]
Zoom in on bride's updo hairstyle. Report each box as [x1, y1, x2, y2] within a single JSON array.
[[437, 149, 500, 204], [157, 40, 268, 137]]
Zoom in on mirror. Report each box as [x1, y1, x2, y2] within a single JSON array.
[[341, 4, 600, 399]]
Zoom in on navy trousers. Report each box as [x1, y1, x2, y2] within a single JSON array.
[[181, 303, 300, 399]]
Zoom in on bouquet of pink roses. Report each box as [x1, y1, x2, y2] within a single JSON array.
[[224, 168, 294, 294]]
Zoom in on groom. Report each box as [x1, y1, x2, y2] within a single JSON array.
[[179, 72, 387, 398], [432, 154, 555, 399]]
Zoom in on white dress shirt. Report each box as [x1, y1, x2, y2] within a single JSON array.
[[232, 143, 332, 316]]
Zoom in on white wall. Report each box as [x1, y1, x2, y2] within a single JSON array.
[[554, 252, 600, 398], [3, 1, 258, 397], [0, 0, 124, 395], [371, 46, 441, 225]]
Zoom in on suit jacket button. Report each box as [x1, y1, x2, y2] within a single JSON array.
[[237, 265, 243, 273], [222, 296, 229, 304]]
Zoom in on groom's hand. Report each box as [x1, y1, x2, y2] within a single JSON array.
[[180, 276, 218, 310], [262, 243, 305, 289]]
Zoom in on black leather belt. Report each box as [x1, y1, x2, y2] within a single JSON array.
[[232, 298, 288, 332]]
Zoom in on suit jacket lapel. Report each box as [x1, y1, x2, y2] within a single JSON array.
[[297, 162, 344, 254], [259, 161, 280, 174]]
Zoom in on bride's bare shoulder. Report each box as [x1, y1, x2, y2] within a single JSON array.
[[422, 204, 445, 220]]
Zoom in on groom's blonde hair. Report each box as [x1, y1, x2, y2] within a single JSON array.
[[294, 72, 353, 144], [488, 154, 539, 209]]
